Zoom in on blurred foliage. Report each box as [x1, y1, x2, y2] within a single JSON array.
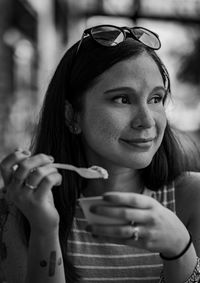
[[177, 35, 200, 85]]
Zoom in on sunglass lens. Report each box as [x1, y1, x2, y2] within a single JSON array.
[[91, 26, 124, 47], [132, 28, 161, 49]]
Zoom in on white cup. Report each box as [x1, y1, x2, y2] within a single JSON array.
[[78, 196, 128, 225]]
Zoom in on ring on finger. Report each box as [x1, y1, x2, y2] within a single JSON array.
[[24, 182, 37, 190], [29, 167, 38, 174], [130, 221, 139, 241]]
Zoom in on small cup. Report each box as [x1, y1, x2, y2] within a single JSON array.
[[78, 196, 128, 225]]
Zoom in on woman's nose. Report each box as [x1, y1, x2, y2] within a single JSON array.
[[131, 105, 155, 129]]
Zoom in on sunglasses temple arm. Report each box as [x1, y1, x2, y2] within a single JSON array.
[[75, 32, 85, 56]]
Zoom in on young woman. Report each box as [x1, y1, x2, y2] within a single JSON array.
[[0, 25, 200, 283]]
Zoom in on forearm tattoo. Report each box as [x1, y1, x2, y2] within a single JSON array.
[[40, 251, 62, 277], [49, 251, 56, 276]]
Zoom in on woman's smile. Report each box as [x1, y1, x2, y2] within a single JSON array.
[[119, 137, 155, 150]]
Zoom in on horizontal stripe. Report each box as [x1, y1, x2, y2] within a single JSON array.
[[68, 240, 124, 247], [68, 252, 159, 258], [75, 264, 163, 269], [81, 276, 160, 281]]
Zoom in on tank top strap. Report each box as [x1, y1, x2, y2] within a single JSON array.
[[143, 182, 176, 213]]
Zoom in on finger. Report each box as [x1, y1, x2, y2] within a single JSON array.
[[89, 223, 158, 251], [13, 154, 54, 185], [25, 165, 58, 188], [90, 223, 145, 241], [35, 172, 62, 200], [103, 192, 154, 209], [89, 223, 152, 251], [90, 205, 150, 224], [0, 149, 31, 184]]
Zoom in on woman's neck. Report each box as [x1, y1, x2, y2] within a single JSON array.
[[83, 167, 143, 197]]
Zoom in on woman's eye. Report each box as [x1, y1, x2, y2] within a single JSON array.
[[150, 95, 163, 104], [113, 96, 130, 104]]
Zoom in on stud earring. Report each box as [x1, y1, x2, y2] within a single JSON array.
[[73, 125, 81, 135]]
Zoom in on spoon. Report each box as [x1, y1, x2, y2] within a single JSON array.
[[51, 163, 108, 179]]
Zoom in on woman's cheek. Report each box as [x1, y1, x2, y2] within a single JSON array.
[[155, 111, 167, 145], [82, 113, 122, 145]]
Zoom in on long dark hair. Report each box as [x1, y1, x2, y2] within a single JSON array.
[[22, 33, 192, 282]]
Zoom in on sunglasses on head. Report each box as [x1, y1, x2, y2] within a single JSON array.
[[75, 24, 161, 56]]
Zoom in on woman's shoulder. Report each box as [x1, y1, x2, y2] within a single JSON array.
[[175, 171, 200, 195], [175, 171, 200, 230]]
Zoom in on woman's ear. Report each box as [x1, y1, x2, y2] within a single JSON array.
[[64, 100, 82, 134]]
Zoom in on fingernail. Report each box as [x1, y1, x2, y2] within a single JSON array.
[[12, 164, 18, 171], [22, 150, 31, 155], [48, 155, 54, 162]]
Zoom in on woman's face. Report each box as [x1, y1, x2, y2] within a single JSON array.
[[78, 53, 167, 169]]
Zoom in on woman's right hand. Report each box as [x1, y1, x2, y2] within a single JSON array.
[[0, 149, 62, 235]]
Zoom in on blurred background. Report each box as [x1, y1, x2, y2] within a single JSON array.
[[0, 0, 200, 166]]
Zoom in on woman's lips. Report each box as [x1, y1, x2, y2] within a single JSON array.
[[123, 138, 154, 142], [120, 138, 155, 149]]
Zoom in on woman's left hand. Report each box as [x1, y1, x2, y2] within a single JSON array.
[[89, 192, 190, 257]]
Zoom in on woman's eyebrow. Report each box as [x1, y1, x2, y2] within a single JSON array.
[[104, 87, 135, 94], [104, 86, 166, 94], [151, 86, 166, 93]]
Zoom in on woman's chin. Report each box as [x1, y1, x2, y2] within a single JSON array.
[[129, 155, 154, 169], [113, 157, 152, 170]]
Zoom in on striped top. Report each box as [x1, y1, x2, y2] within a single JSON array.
[[66, 185, 176, 283], [0, 184, 176, 283]]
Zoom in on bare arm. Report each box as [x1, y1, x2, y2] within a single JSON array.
[[163, 171, 200, 282], [26, 229, 65, 283], [162, 240, 197, 283], [0, 150, 66, 283]]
